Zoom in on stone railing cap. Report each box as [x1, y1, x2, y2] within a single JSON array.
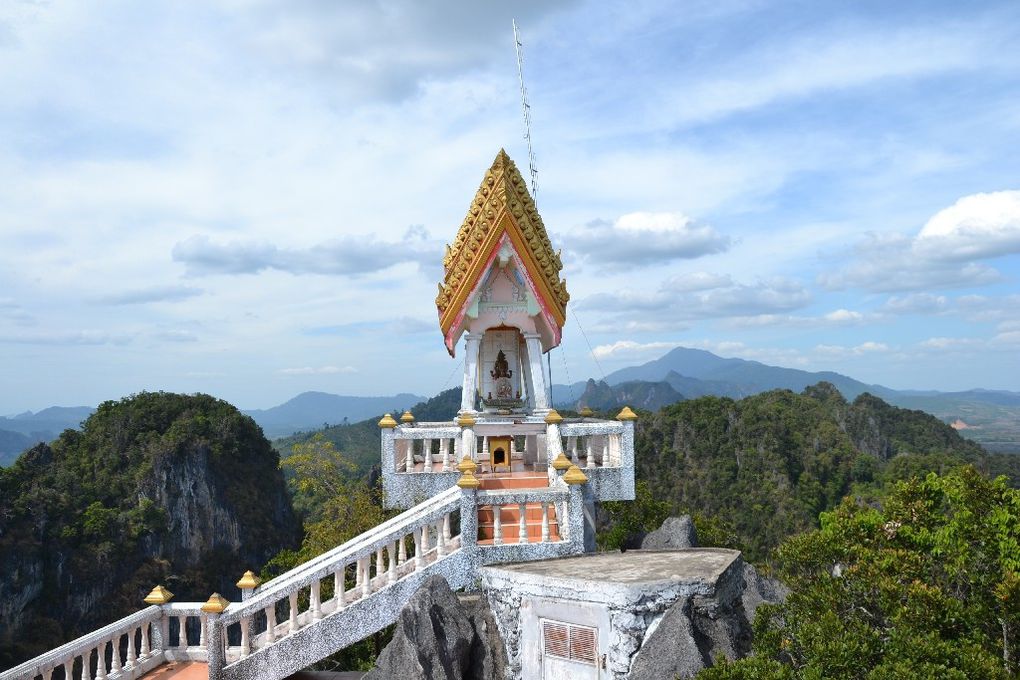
[[378, 413, 398, 428], [563, 465, 589, 485], [201, 593, 230, 613], [616, 406, 638, 421], [236, 570, 261, 589]]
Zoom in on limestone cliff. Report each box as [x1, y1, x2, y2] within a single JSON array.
[[0, 392, 300, 669]]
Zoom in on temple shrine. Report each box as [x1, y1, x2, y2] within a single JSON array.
[[2, 151, 756, 680]]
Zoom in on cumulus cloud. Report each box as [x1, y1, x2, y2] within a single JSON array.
[[591, 340, 680, 361], [723, 308, 871, 329], [881, 293, 951, 315], [580, 274, 811, 320], [0, 330, 133, 345], [277, 366, 358, 376], [94, 285, 203, 305], [915, 190, 1020, 260], [820, 190, 1020, 292], [172, 227, 442, 276], [814, 341, 890, 357], [560, 212, 731, 269]]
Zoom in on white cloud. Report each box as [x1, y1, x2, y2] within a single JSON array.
[[591, 340, 679, 361], [277, 366, 358, 376], [560, 212, 730, 269], [915, 190, 1020, 260], [814, 341, 890, 357], [821, 190, 1020, 292]]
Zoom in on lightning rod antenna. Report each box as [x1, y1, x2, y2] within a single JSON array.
[[512, 19, 539, 207]]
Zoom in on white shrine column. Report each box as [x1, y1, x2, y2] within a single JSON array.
[[460, 333, 482, 414], [522, 332, 549, 413]]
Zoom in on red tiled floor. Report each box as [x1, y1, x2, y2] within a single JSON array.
[[140, 662, 208, 679]]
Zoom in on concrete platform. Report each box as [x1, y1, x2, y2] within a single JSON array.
[[485, 548, 741, 586]]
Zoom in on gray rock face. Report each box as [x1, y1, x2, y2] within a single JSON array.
[[365, 576, 506, 680], [641, 515, 699, 550], [628, 559, 787, 679]]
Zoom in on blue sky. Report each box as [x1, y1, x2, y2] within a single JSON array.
[[1, 0, 1018, 413]]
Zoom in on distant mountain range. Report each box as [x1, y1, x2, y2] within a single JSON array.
[[0, 407, 95, 466], [242, 391, 426, 439], [3, 346, 1017, 466], [553, 347, 1020, 453]]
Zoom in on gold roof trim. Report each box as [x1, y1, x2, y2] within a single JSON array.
[[436, 150, 569, 338]]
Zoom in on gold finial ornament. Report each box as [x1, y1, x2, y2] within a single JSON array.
[[563, 465, 588, 485], [201, 593, 230, 614], [456, 413, 477, 428], [579, 406, 594, 418], [144, 585, 174, 605], [400, 410, 415, 423], [616, 406, 638, 421], [544, 409, 563, 425], [378, 413, 398, 429], [457, 469, 481, 489], [551, 452, 571, 471], [236, 570, 261, 590], [456, 455, 477, 474]]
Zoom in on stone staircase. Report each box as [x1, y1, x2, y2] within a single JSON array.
[[2, 473, 586, 680]]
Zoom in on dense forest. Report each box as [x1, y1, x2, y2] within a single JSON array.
[[3, 383, 1018, 674], [621, 382, 1018, 562], [0, 393, 299, 668]]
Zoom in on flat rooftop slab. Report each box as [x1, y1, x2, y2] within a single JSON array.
[[485, 549, 740, 586]]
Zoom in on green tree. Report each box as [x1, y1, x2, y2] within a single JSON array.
[[263, 435, 392, 670], [699, 467, 1020, 679]]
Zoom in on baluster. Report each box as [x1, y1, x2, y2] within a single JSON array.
[[63, 660, 73, 680], [570, 436, 579, 463], [398, 535, 407, 564], [414, 528, 424, 568], [541, 502, 550, 542], [95, 643, 108, 680], [436, 519, 447, 556], [586, 437, 595, 469], [423, 438, 432, 471], [83, 650, 94, 680], [518, 503, 528, 543], [361, 557, 372, 596], [311, 579, 322, 620], [45, 666, 55, 680], [443, 513, 452, 541], [126, 627, 137, 668], [602, 436, 609, 466], [111, 635, 122, 675], [289, 591, 299, 633], [404, 440, 414, 472], [493, 504, 503, 545], [482, 436, 489, 465], [440, 438, 450, 471], [387, 542, 398, 583], [199, 615, 207, 649], [140, 621, 151, 658], [374, 547, 384, 587], [178, 615, 188, 647], [335, 568, 346, 608], [421, 523, 431, 553], [264, 605, 277, 643], [240, 616, 251, 657]]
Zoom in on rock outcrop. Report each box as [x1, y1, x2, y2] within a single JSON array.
[[641, 515, 698, 550], [365, 576, 507, 680], [0, 393, 300, 669]]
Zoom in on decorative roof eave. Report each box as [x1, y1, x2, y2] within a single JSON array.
[[436, 150, 569, 351], [441, 229, 563, 355]]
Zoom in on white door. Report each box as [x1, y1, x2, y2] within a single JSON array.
[[541, 619, 599, 680]]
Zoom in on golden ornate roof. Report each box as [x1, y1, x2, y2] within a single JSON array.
[[436, 149, 569, 342]]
